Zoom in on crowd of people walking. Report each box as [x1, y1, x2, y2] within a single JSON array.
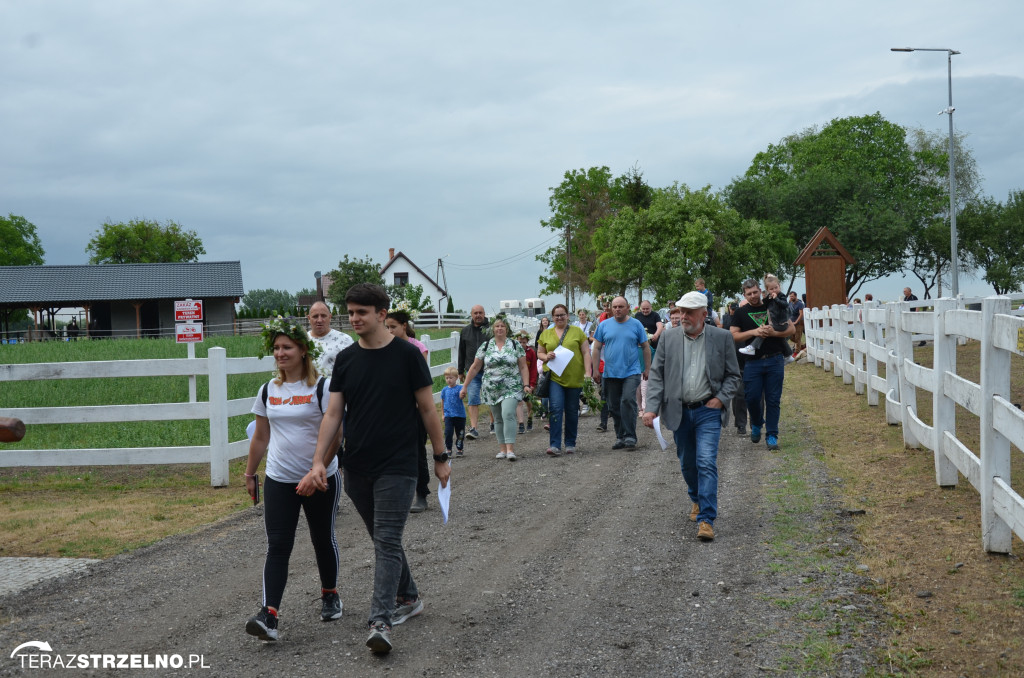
[[243, 276, 803, 654]]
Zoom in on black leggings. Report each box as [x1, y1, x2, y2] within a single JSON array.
[[262, 471, 341, 610]]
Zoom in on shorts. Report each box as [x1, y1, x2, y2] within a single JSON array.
[[466, 371, 483, 406]]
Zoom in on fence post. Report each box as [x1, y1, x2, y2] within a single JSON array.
[[896, 301, 920, 448], [884, 302, 901, 424], [865, 301, 880, 406], [931, 298, 958, 487], [980, 297, 1012, 553], [208, 347, 230, 487], [450, 330, 461, 374], [832, 305, 845, 378]]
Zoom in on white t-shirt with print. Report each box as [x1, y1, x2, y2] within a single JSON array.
[[311, 328, 354, 379], [251, 379, 337, 483]]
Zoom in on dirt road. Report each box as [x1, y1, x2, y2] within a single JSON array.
[[0, 414, 885, 676]]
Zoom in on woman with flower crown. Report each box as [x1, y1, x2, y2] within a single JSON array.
[[385, 307, 432, 512], [243, 317, 344, 642]]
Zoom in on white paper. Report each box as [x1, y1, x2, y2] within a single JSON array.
[[437, 471, 451, 524], [653, 416, 669, 450], [547, 345, 574, 376]]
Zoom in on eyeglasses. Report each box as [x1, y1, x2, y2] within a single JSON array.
[[553, 313, 568, 318]]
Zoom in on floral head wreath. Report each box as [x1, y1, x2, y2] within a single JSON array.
[[259, 315, 323, 364], [596, 293, 614, 307], [387, 299, 419, 320]]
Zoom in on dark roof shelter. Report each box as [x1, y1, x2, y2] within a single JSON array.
[[0, 261, 244, 340]]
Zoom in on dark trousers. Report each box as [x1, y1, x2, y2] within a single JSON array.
[[344, 470, 419, 626], [444, 416, 466, 451], [262, 471, 341, 610]]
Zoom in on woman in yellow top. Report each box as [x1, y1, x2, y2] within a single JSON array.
[[537, 304, 593, 456]]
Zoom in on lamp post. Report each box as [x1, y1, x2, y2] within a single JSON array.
[[891, 46, 961, 297]]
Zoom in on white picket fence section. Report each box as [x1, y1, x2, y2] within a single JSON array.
[[803, 294, 1024, 553], [0, 335, 462, 485]]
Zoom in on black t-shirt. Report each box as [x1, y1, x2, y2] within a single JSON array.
[[732, 303, 789, 357], [330, 337, 432, 479], [634, 311, 662, 348]]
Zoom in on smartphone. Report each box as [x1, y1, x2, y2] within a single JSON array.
[[252, 474, 261, 506]]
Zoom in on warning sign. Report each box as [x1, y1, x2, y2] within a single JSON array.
[[175, 299, 204, 322], [176, 323, 204, 343]]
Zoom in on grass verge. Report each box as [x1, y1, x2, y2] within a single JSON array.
[[784, 353, 1024, 676]]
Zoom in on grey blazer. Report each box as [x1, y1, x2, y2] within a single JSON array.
[[645, 323, 742, 432]]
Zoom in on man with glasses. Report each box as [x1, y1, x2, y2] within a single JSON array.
[[729, 278, 794, 451], [591, 297, 651, 450]]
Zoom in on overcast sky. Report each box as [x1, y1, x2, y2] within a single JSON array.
[[3, 1, 1022, 312]]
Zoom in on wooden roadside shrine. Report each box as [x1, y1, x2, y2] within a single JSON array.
[[794, 227, 856, 311]]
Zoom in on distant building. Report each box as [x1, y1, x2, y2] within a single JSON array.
[[320, 248, 447, 309], [0, 261, 244, 339]]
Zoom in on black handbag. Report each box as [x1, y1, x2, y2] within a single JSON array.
[[534, 325, 570, 398]]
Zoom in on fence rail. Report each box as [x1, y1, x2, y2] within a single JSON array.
[[804, 294, 1024, 553], [0, 333, 462, 484]]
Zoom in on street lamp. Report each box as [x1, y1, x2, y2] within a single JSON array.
[[891, 46, 961, 297]]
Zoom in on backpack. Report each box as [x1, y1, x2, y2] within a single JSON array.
[[261, 376, 327, 414]]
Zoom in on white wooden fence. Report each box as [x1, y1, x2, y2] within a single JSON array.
[[0, 334, 462, 485], [803, 294, 1024, 553]]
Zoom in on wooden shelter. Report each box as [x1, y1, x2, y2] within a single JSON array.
[[794, 227, 856, 311]]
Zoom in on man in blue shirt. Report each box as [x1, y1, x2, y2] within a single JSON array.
[[591, 296, 651, 450]]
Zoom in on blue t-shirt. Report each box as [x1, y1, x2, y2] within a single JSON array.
[[440, 385, 467, 418], [594, 317, 648, 378]]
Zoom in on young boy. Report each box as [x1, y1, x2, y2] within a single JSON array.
[[739, 275, 793, 358], [440, 367, 467, 457]]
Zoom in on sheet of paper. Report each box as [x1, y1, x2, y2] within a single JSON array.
[[437, 471, 451, 524], [547, 345, 574, 376], [653, 416, 669, 450]]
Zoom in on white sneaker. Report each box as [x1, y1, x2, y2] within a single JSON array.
[[506, 451, 516, 461], [785, 355, 795, 365], [495, 451, 507, 459], [739, 345, 755, 356]]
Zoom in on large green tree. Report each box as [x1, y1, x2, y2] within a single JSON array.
[[85, 218, 205, 263], [959, 191, 1024, 294], [903, 127, 982, 297], [240, 288, 297, 314], [536, 167, 626, 308], [1, 213, 45, 266], [325, 254, 384, 307], [591, 185, 796, 305], [726, 113, 929, 296]]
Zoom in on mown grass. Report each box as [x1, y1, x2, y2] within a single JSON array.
[[785, 342, 1024, 676], [0, 330, 459, 557]]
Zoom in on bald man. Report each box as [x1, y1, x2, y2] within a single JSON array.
[[591, 296, 651, 450], [308, 300, 353, 377]]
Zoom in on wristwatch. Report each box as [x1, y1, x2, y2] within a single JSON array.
[[433, 452, 450, 463]]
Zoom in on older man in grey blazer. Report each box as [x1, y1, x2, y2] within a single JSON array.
[[642, 291, 741, 541]]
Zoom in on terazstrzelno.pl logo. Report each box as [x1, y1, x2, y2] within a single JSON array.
[[10, 641, 210, 670]]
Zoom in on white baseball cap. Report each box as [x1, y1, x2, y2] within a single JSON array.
[[676, 291, 709, 309]]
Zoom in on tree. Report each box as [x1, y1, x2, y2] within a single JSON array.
[[85, 218, 205, 263], [726, 113, 929, 296], [959, 191, 1024, 294], [240, 289, 297, 314], [903, 127, 982, 297], [536, 167, 625, 307], [386, 283, 432, 312], [325, 254, 384, 307], [0, 214, 45, 266], [591, 185, 797, 305]]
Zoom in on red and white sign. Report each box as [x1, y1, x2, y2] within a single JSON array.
[[174, 299, 204, 322], [176, 323, 204, 343]]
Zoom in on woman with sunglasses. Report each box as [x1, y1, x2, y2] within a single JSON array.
[[537, 304, 593, 456]]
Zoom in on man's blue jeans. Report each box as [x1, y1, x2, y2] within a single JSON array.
[[673, 405, 722, 524], [547, 381, 581, 450], [343, 471, 419, 627], [604, 373, 641, 444], [742, 354, 785, 437]]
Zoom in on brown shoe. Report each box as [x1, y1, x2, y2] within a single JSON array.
[[689, 503, 699, 522], [697, 521, 714, 541]]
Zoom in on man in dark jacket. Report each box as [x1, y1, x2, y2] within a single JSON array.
[[457, 305, 491, 439]]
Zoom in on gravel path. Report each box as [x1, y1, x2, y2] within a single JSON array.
[[0, 412, 886, 677]]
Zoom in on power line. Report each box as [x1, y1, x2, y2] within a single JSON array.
[[445, 234, 560, 270]]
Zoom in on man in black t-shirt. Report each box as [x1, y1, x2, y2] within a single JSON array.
[[301, 283, 449, 655], [729, 278, 794, 452], [634, 300, 665, 412]]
